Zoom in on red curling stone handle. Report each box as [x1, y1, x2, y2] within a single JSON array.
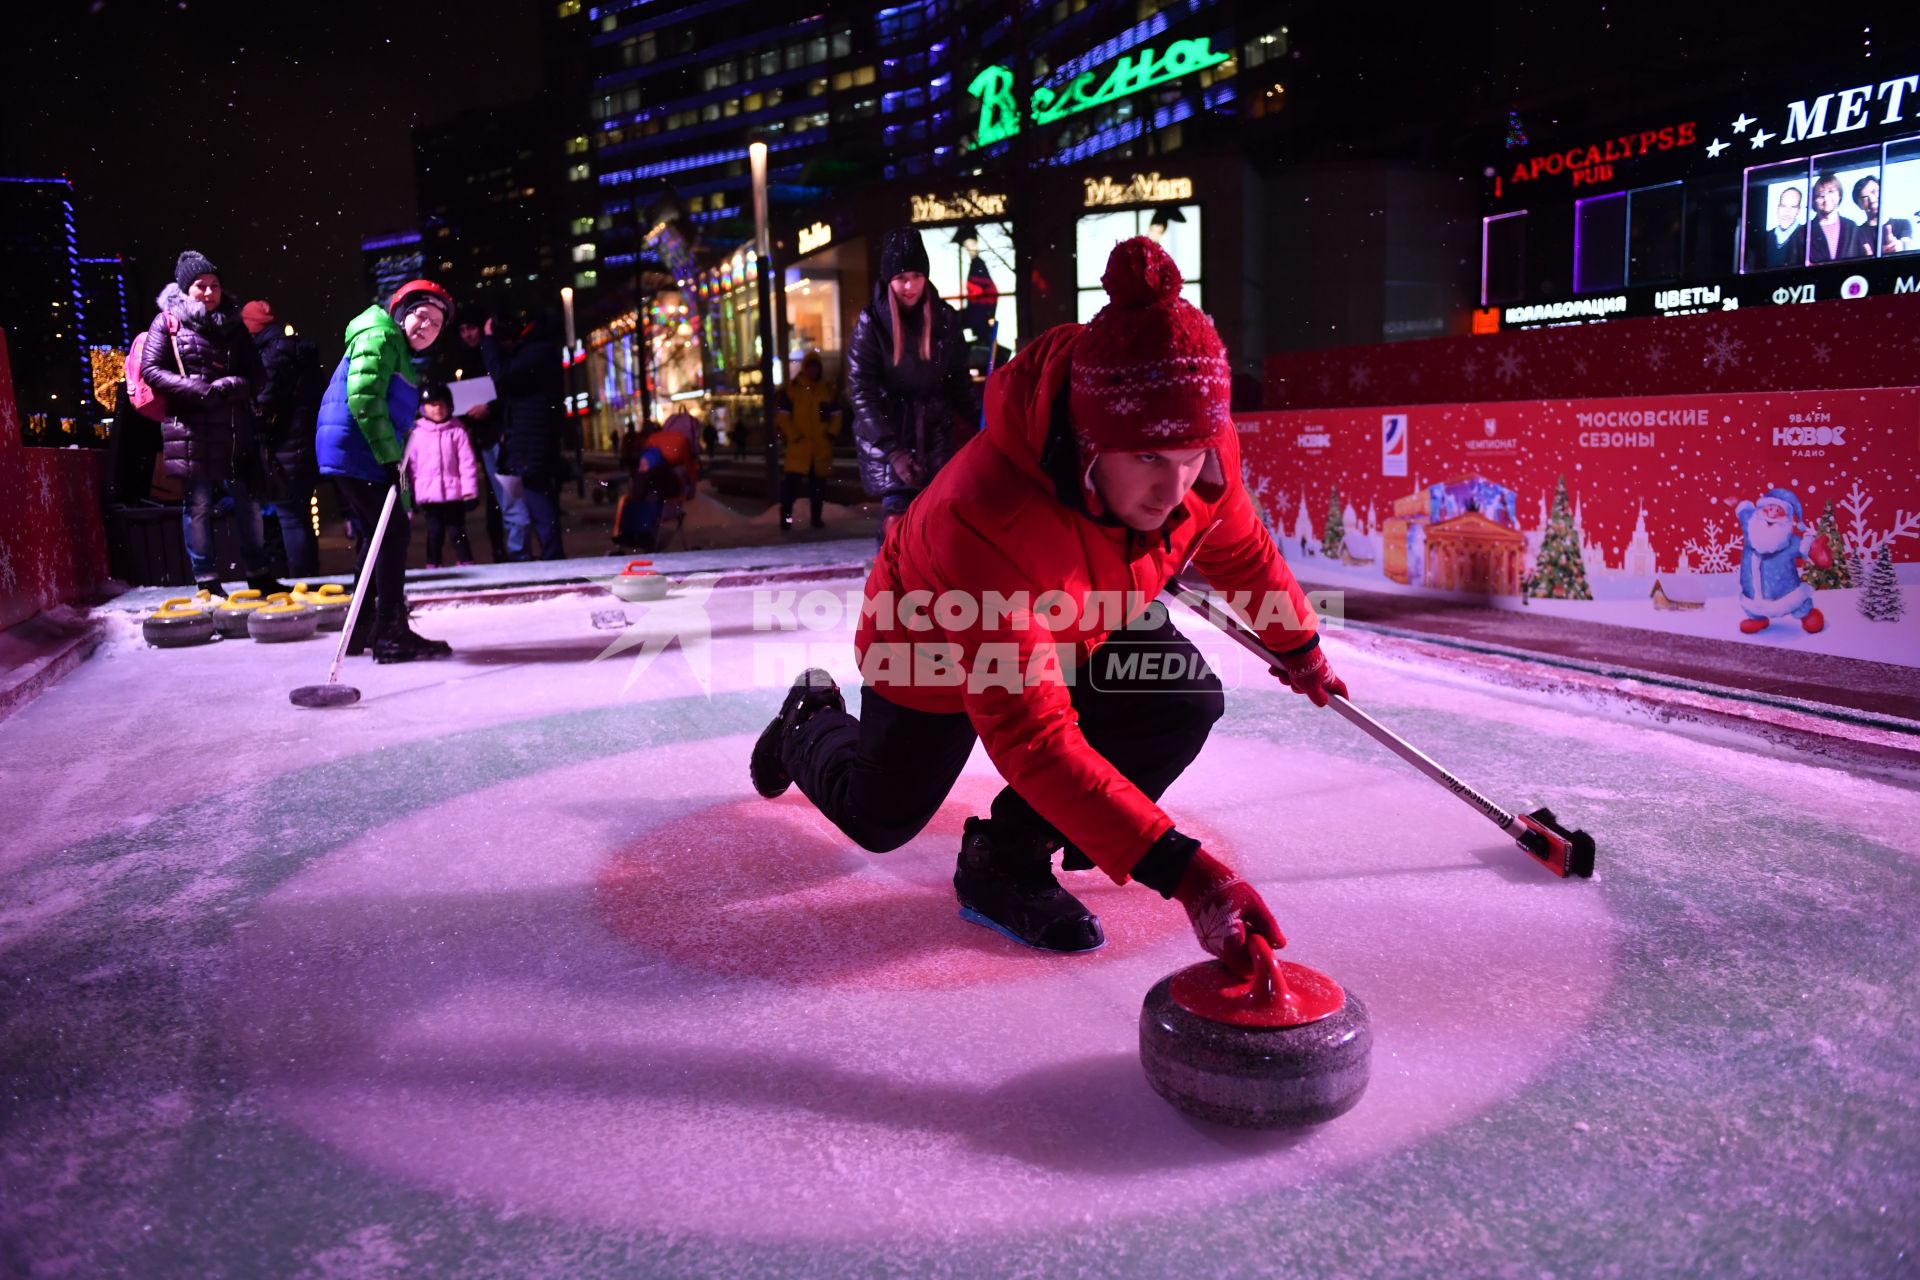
[[1168, 934, 1348, 1029]]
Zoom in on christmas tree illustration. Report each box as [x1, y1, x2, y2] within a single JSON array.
[[1321, 488, 1346, 559], [1526, 477, 1593, 601], [1861, 546, 1906, 622], [1505, 110, 1529, 149], [1803, 499, 1851, 590]]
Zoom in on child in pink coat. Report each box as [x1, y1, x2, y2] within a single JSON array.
[[401, 384, 482, 567]]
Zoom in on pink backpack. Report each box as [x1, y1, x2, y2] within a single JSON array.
[[127, 313, 181, 422]]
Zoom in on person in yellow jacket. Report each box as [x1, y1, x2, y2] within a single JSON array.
[[775, 352, 843, 531]]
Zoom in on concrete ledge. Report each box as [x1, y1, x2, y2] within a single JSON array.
[[0, 609, 104, 725]]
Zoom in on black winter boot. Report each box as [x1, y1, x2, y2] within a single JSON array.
[[954, 817, 1105, 953], [749, 668, 845, 798], [196, 578, 229, 598], [248, 575, 293, 597], [395, 621, 452, 657]]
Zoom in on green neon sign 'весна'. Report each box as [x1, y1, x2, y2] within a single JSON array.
[[967, 35, 1231, 147]]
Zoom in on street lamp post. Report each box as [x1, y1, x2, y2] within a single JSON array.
[[561, 285, 585, 497], [749, 137, 780, 501]]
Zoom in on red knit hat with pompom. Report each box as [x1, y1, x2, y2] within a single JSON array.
[[1068, 236, 1232, 456]]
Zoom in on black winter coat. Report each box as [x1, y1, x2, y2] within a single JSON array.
[[846, 288, 976, 497], [253, 327, 323, 500], [140, 285, 265, 482], [480, 326, 566, 485]]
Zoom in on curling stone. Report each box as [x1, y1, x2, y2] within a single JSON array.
[[1140, 935, 1370, 1128], [294, 583, 351, 631], [610, 558, 670, 602], [213, 589, 267, 639], [142, 599, 217, 648], [249, 599, 320, 643]]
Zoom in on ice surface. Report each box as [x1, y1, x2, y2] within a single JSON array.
[[2, 582, 1916, 1277]]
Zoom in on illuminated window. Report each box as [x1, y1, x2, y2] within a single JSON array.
[[745, 92, 764, 112], [689, 196, 706, 212], [724, 98, 740, 117], [572, 243, 598, 263], [1243, 25, 1289, 69], [702, 102, 721, 121], [832, 29, 851, 57], [1573, 192, 1627, 294], [855, 65, 876, 86], [809, 77, 829, 97], [575, 270, 599, 289], [568, 163, 591, 182], [571, 216, 596, 236], [565, 135, 590, 155], [555, 0, 579, 16], [710, 192, 726, 209]]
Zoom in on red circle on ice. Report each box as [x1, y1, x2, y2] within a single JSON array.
[[594, 776, 1192, 991]]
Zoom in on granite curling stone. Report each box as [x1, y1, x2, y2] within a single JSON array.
[[1140, 935, 1371, 1128], [213, 589, 267, 638], [610, 559, 670, 602], [142, 599, 217, 648], [249, 599, 320, 643], [294, 583, 351, 631]]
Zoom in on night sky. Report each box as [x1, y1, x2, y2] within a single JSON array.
[[3, 1, 1913, 368], [1, 0, 538, 362]]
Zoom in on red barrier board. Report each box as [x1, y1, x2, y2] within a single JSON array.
[[1234, 387, 1920, 668], [0, 330, 111, 630]]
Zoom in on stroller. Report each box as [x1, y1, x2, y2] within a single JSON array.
[[613, 443, 690, 552]]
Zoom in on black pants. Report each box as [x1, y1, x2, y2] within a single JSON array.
[[421, 499, 473, 564], [780, 470, 827, 524], [784, 610, 1224, 855], [334, 476, 411, 639]]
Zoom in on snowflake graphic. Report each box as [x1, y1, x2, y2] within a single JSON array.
[[1571, 356, 1590, 377], [1810, 342, 1832, 365], [0, 399, 16, 445], [35, 470, 59, 511], [1494, 350, 1525, 384], [0, 542, 14, 593], [1405, 367, 1422, 387], [1459, 354, 1482, 382], [1645, 344, 1667, 371], [1346, 363, 1372, 392], [1701, 330, 1745, 374]]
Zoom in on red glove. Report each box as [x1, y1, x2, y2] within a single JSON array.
[[1275, 645, 1349, 708], [1806, 534, 1834, 570], [1173, 847, 1285, 977]]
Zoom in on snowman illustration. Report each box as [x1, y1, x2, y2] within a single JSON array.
[[1734, 487, 1834, 635]]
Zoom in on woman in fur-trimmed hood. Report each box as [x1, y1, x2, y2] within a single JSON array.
[[137, 250, 280, 594]]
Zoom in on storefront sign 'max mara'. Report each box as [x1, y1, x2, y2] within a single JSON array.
[[968, 36, 1231, 147]]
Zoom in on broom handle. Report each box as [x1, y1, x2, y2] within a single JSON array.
[[1167, 577, 1520, 835], [1323, 696, 1518, 832], [325, 483, 401, 685]]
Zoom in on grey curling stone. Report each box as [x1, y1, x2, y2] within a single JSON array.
[[143, 606, 216, 648], [1139, 944, 1371, 1128], [249, 603, 321, 643]]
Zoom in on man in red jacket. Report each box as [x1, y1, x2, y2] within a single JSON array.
[[749, 237, 1347, 975]]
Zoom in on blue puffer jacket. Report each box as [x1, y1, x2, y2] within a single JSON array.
[[317, 351, 419, 482]]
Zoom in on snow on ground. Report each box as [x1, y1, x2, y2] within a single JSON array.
[[2, 580, 1917, 1278]]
